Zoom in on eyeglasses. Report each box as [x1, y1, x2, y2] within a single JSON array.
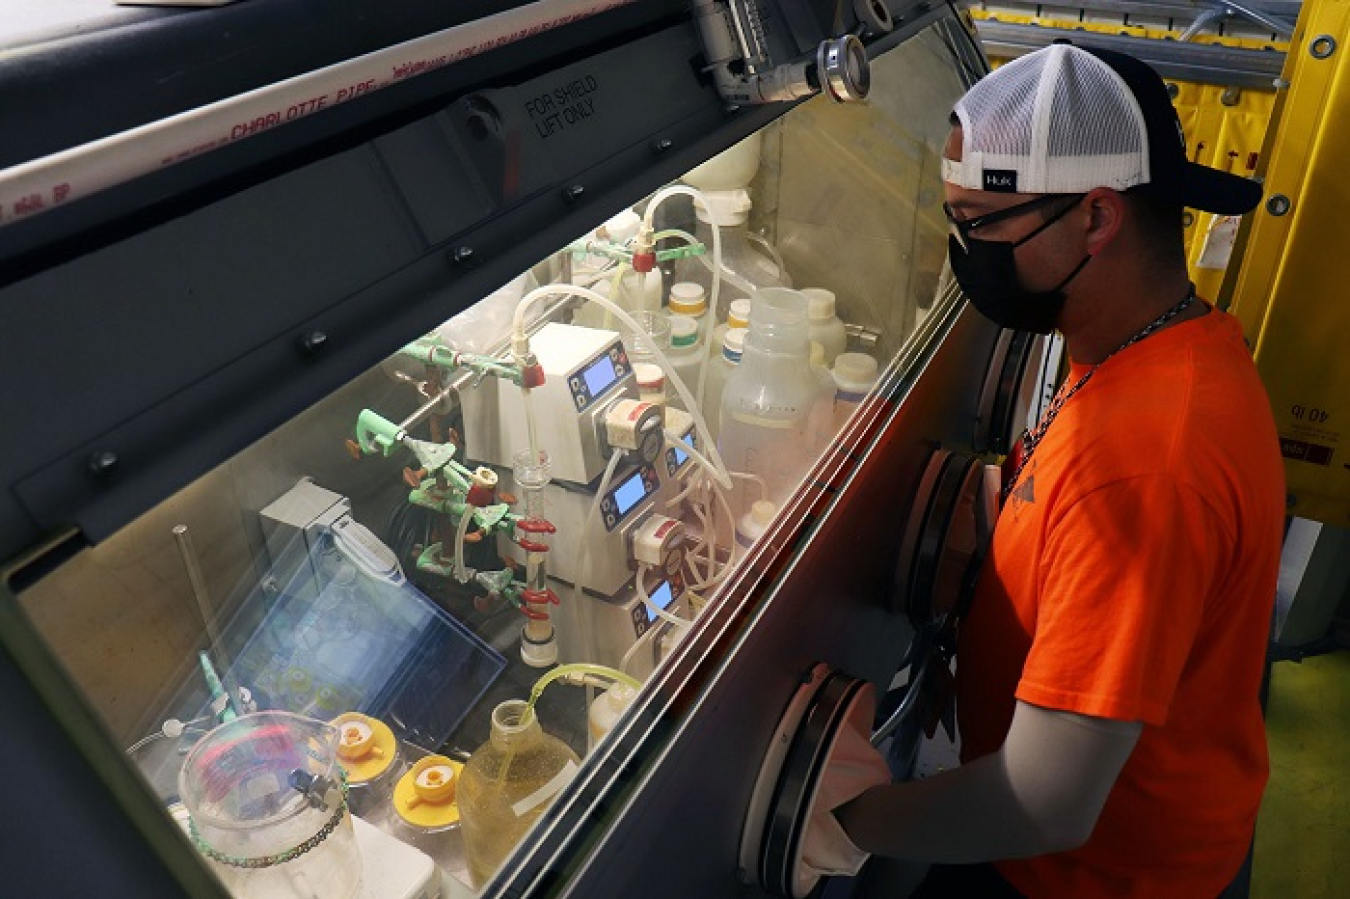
[[944, 193, 1086, 252]]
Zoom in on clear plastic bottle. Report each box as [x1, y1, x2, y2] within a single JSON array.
[[677, 189, 788, 324], [665, 314, 703, 412], [458, 700, 582, 889], [802, 288, 848, 366], [701, 326, 746, 444], [719, 288, 824, 516], [831, 352, 880, 435]]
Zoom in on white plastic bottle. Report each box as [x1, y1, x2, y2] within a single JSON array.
[[709, 297, 751, 372], [678, 190, 788, 324], [802, 288, 848, 366], [668, 281, 710, 345], [682, 131, 763, 193], [665, 314, 704, 411], [701, 327, 746, 443], [588, 682, 638, 753], [718, 288, 823, 515], [831, 352, 879, 435], [808, 342, 838, 453], [735, 499, 778, 552]]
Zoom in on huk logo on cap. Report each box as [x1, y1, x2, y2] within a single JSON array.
[[983, 169, 1018, 192]]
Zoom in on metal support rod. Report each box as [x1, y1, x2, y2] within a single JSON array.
[[1179, 7, 1230, 41], [1217, 0, 1297, 36], [173, 524, 240, 717], [398, 384, 457, 434]]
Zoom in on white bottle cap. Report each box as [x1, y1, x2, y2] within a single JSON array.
[[600, 208, 641, 244], [722, 327, 747, 360], [802, 288, 837, 321], [727, 298, 752, 329], [668, 282, 708, 316], [693, 189, 753, 226], [832, 352, 879, 391], [750, 499, 776, 526], [633, 362, 665, 391], [669, 314, 700, 348], [736, 499, 778, 548]]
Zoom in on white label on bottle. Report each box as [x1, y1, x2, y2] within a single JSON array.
[[510, 760, 580, 818]]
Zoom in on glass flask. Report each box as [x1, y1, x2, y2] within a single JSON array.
[[178, 711, 362, 899], [457, 700, 582, 889]]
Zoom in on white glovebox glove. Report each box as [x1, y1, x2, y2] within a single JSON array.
[[798, 697, 892, 883]]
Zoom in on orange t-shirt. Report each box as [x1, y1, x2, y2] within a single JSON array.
[[957, 307, 1285, 898]]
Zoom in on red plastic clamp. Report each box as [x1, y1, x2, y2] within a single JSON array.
[[522, 588, 561, 606], [631, 249, 657, 273], [522, 363, 546, 388], [465, 483, 494, 507]]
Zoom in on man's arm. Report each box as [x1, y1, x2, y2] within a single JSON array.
[[836, 700, 1142, 863]]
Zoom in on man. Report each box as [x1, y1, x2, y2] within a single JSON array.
[[833, 42, 1286, 897]]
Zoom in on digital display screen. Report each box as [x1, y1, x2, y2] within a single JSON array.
[[671, 431, 696, 467], [612, 470, 648, 517], [581, 354, 619, 396], [644, 580, 676, 623]]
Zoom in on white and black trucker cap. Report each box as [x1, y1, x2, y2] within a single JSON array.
[[943, 42, 1263, 215]]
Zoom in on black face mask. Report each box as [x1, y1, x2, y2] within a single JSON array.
[[947, 200, 1092, 335]]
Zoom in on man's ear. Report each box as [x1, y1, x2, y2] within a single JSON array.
[[1082, 187, 1126, 256]]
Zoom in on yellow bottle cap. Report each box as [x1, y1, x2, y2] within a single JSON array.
[[668, 282, 707, 316], [393, 755, 464, 829], [727, 298, 751, 330], [331, 712, 397, 784]]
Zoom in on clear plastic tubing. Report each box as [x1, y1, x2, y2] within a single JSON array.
[[641, 185, 726, 416], [512, 282, 732, 490], [527, 663, 643, 716]]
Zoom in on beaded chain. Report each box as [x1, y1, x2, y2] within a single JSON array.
[[188, 767, 350, 870], [1002, 287, 1196, 502]]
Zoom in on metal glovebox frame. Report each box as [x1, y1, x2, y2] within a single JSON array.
[[0, 2, 1008, 896]]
